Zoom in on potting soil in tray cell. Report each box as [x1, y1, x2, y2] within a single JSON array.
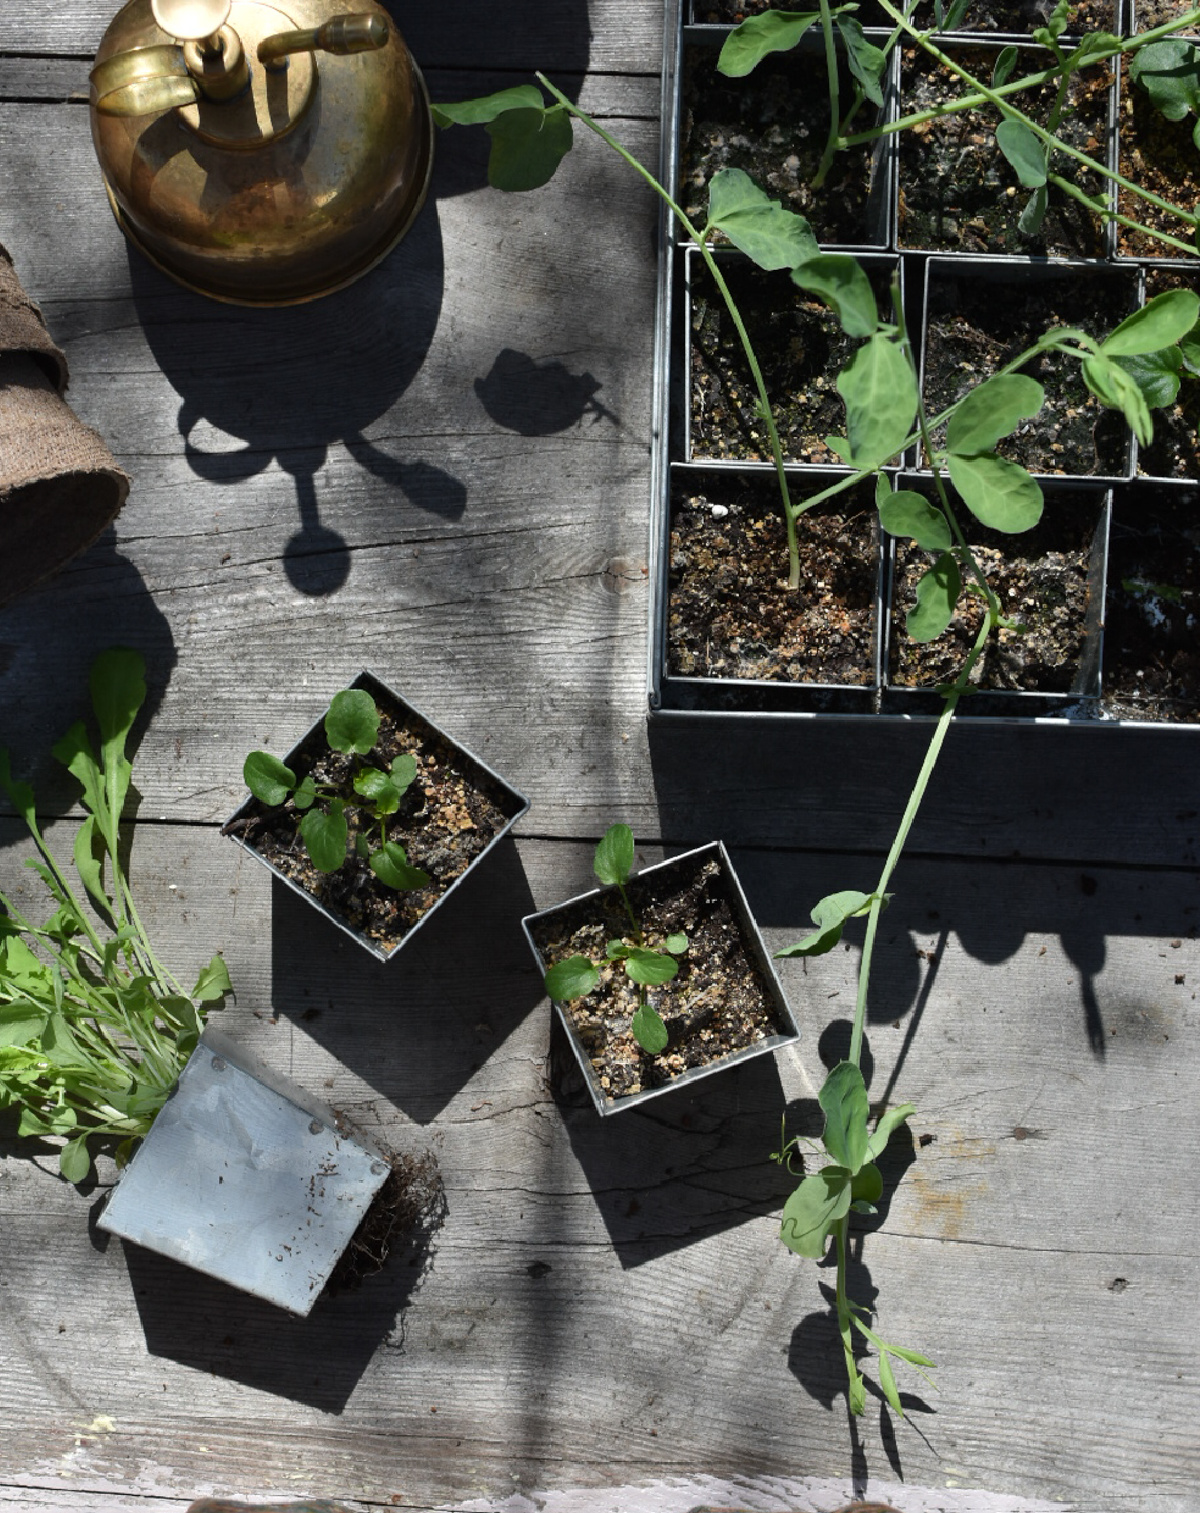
[[897, 45, 1112, 258], [888, 488, 1106, 693], [669, 473, 880, 684], [909, 0, 1115, 35], [921, 264, 1135, 477], [1131, 0, 1200, 33], [680, 44, 889, 249], [688, 254, 898, 463], [1117, 58, 1200, 261], [1137, 269, 1200, 482], [690, 0, 892, 23], [1101, 493, 1200, 723], [528, 847, 786, 1102]]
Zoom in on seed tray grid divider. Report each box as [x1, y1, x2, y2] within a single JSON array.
[[647, 0, 1200, 727]]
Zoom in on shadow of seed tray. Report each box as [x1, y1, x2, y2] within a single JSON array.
[[647, 0, 1200, 729]]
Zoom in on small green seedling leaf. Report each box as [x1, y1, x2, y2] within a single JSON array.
[[716, 9, 820, 76], [91, 647, 145, 818], [878, 1350, 904, 1418], [544, 955, 601, 1000], [59, 1134, 92, 1185], [819, 1061, 870, 1173], [192, 955, 232, 1003], [72, 816, 108, 914], [369, 841, 431, 891], [299, 802, 349, 872], [992, 45, 1018, 86], [293, 773, 317, 810], [865, 1101, 917, 1162], [623, 947, 679, 987], [947, 452, 1044, 533], [664, 932, 689, 955], [877, 486, 953, 551], [1018, 185, 1048, 236], [835, 333, 918, 469], [779, 1166, 851, 1258], [1129, 38, 1200, 136], [945, 373, 1045, 457], [325, 689, 379, 755], [354, 765, 404, 815], [941, 0, 974, 27], [836, 17, 886, 107], [888, 1344, 937, 1367], [244, 751, 296, 806], [594, 823, 635, 887], [1113, 346, 1184, 411], [1179, 321, 1200, 377], [431, 86, 545, 127], [631, 1002, 669, 1054], [1031, 0, 1070, 43], [776, 889, 877, 958], [1099, 290, 1200, 357], [1082, 354, 1154, 446], [707, 167, 818, 271], [906, 552, 961, 642], [606, 939, 632, 960], [487, 105, 574, 191], [791, 252, 878, 338], [997, 121, 1048, 190]]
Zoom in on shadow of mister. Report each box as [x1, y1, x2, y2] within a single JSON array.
[[474, 348, 620, 436]]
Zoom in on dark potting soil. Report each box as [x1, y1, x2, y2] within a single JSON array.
[[690, 0, 892, 28], [680, 46, 886, 248], [1131, 0, 1200, 35], [889, 491, 1103, 690], [897, 46, 1112, 257], [669, 474, 879, 683], [324, 1144, 445, 1297], [529, 849, 787, 1104], [689, 255, 896, 464], [1138, 270, 1200, 481], [921, 268, 1135, 476], [228, 696, 523, 954], [1117, 59, 1200, 260], [911, 0, 1115, 34], [1101, 493, 1200, 723]]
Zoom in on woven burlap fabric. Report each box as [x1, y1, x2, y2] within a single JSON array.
[[0, 243, 129, 603]]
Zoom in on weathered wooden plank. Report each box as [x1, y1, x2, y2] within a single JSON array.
[[0, 825, 1197, 1510]]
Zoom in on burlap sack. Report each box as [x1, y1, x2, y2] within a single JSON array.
[[0, 244, 129, 603]]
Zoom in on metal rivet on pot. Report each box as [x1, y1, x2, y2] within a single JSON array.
[[211, 1056, 226, 1072], [308, 1119, 323, 1134]]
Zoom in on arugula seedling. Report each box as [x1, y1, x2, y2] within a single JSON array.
[[0, 648, 231, 1184], [542, 824, 688, 1055], [243, 688, 431, 892]]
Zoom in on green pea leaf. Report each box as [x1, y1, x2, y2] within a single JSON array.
[[299, 803, 349, 872], [594, 823, 635, 887], [865, 1101, 917, 1162], [877, 485, 953, 551], [791, 252, 878, 338], [59, 1134, 92, 1185], [779, 1166, 852, 1258], [836, 17, 886, 107], [1018, 185, 1048, 236], [996, 118, 1047, 187], [947, 452, 1044, 533], [192, 954, 232, 1003], [624, 948, 679, 987], [370, 841, 431, 891], [945, 373, 1045, 457], [819, 1061, 870, 1173], [486, 104, 574, 192], [716, 9, 820, 76], [776, 889, 876, 958], [325, 689, 379, 755], [631, 1002, 669, 1054], [244, 750, 296, 806], [1082, 353, 1154, 446], [431, 86, 545, 128], [706, 168, 818, 271], [1099, 290, 1200, 357], [850, 1161, 883, 1203], [544, 955, 600, 1001], [1113, 346, 1184, 411], [834, 334, 918, 469], [906, 552, 962, 643], [664, 932, 688, 955], [1129, 38, 1200, 126]]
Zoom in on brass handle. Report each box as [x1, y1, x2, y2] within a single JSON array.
[[90, 44, 202, 116], [257, 13, 389, 69]]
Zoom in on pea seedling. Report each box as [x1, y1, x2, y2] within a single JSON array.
[[543, 824, 688, 1055], [243, 688, 430, 892], [0, 648, 231, 1183]]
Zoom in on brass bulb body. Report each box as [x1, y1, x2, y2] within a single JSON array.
[[90, 0, 433, 304]]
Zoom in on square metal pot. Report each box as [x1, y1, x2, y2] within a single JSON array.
[[224, 670, 529, 962], [97, 1027, 389, 1316], [522, 840, 799, 1116]]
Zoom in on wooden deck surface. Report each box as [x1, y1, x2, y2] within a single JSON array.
[[1, 3, 1198, 1510]]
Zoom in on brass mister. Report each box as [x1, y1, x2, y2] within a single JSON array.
[[89, 0, 433, 304]]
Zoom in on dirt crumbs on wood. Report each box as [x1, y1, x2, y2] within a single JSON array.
[[1101, 493, 1200, 723], [922, 268, 1135, 476], [890, 492, 1102, 690], [530, 850, 786, 1103], [234, 704, 522, 953], [898, 47, 1111, 258], [690, 256, 894, 465], [324, 1146, 445, 1296], [670, 476, 878, 684]]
